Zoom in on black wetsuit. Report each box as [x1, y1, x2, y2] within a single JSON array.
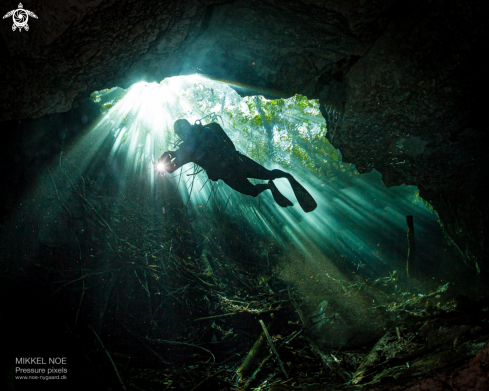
[[173, 123, 287, 196]]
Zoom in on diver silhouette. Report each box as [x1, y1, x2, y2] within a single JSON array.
[[158, 119, 317, 212]]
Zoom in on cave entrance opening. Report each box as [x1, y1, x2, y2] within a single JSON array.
[[83, 74, 450, 287]]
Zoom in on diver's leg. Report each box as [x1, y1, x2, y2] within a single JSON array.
[[220, 176, 266, 197], [232, 155, 294, 207], [267, 180, 294, 207], [237, 155, 317, 212], [237, 155, 292, 180], [221, 175, 293, 207]]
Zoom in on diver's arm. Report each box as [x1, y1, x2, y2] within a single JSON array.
[[158, 150, 191, 173]]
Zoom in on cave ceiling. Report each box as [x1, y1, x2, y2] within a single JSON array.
[[0, 0, 487, 268]]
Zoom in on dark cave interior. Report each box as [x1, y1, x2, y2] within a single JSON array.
[[1, 1, 489, 390]]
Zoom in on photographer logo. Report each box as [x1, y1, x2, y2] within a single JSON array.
[[3, 3, 37, 32]]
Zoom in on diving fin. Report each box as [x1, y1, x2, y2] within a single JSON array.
[[268, 181, 293, 208], [287, 176, 317, 212]]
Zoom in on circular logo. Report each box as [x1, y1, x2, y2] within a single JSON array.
[[13, 9, 28, 29]]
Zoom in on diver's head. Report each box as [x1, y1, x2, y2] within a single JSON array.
[[174, 119, 192, 141]]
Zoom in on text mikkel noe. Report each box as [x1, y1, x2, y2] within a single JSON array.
[[16, 357, 66, 365]]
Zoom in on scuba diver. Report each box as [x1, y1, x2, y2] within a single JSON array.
[[157, 119, 317, 212]]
